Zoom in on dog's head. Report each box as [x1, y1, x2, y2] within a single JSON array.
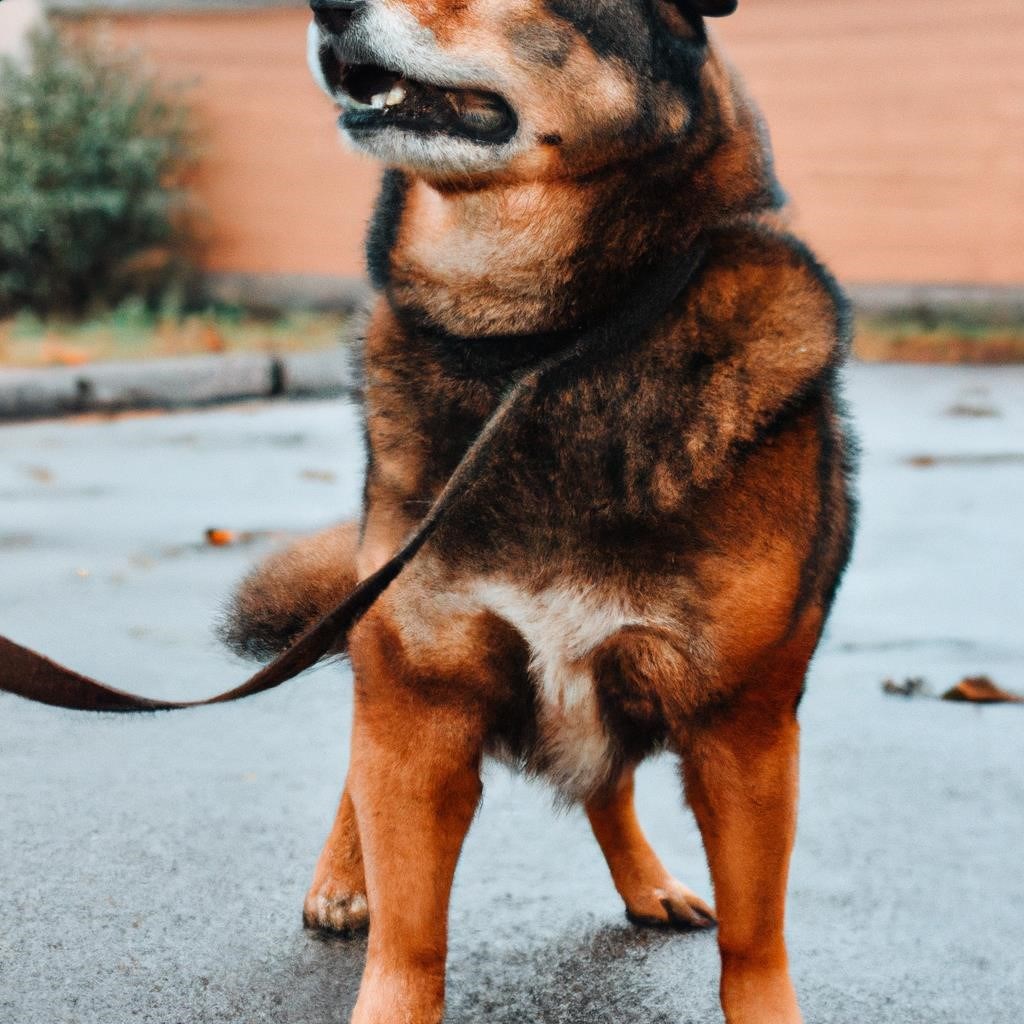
[[308, 0, 739, 182]]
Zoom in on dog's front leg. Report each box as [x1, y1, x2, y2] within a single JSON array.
[[346, 614, 485, 1024], [682, 692, 803, 1024]]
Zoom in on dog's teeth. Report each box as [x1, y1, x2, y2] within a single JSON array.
[[384, 85, 406, 107], [370, 93, 388, 109]]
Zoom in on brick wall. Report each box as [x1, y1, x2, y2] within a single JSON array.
[[60, 0, 1024, 285]]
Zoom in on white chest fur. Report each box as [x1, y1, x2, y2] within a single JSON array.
[[473, 580, 641, 799]]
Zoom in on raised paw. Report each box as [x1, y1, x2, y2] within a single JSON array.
[[303, 885, 370, 935], [624, 878, 716, 931]]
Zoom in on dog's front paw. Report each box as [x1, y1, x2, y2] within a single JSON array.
[[624, 878, 716, 931], [303, 885, 370, 935]]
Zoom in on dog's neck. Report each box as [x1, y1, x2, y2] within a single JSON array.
[[382, 175, 670, 337], [372, 57, 780, 341]]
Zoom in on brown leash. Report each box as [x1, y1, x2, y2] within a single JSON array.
[[0, 249, 704, 713]]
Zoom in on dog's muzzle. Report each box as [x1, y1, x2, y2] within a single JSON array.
[[309, 0, 517, 145]]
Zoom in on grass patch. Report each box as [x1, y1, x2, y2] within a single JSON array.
[[6, 303, 1022, 369], [854, 308, 1024, 363], [0, 301, 356, 368]]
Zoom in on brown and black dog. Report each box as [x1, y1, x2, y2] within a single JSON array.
[[224, 1, 856, 1021]]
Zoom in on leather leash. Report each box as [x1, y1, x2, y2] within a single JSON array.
[[0, 247, 704, 713]]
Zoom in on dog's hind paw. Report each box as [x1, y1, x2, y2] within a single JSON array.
[[303, 888, 370, 935], [625, 879, 716, 931]]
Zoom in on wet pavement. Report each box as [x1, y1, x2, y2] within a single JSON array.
[[1, 363, 1022, 1024]]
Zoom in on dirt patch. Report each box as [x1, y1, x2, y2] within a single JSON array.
[[0, 533, 34, 550], [856, 331, 1024, 364], [0, 309, 353, 369], [945, 403, 1001, 419], [21, 465, 55, 484], [299, 468, 337, 484], [906, 453, 1024, 468], [854, 309, 1024, 365]]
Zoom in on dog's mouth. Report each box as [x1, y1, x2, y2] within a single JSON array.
[[330, 62, 517, 145]]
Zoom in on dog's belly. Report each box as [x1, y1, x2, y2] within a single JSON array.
[[473, 580, 641, 800]]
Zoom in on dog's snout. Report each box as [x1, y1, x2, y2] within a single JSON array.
[[311, 0, 363, 36]]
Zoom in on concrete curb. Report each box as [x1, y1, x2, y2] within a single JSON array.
[[3, 282, 1021, 422], [0, 347, 357, 421], [847, 283, 1024, 319]]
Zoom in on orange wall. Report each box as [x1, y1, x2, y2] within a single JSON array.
[[67, 1, 1024, 285], [715, 0, 1024, 286], [69, 8, 379, 279]]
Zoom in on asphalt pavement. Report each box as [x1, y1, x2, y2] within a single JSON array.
[[1, 363, 1022, 1024]]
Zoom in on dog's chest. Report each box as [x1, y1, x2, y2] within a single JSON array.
[[473, 580, 640, 798], [392, 182, 587, 336]]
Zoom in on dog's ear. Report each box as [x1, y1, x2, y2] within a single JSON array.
[[657, 0, 737, 42], [687, 0, 738, 15]]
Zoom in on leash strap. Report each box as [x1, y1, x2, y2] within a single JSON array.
[[0, 248, 704, 713]]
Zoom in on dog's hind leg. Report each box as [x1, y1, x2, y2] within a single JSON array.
[[587, 767, 716, 930], [681, 663, 807, 1024], [220, 521, 368, 932], [303, 781, 369, 934]]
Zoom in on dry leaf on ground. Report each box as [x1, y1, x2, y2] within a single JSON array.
[[882, 677, 930, 698], [941, 676, 1023, 704]]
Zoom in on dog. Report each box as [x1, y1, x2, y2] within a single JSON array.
[[222, 1, 856, 1021]]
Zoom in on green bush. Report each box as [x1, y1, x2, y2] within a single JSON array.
[[0, 27, 201, 316]]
